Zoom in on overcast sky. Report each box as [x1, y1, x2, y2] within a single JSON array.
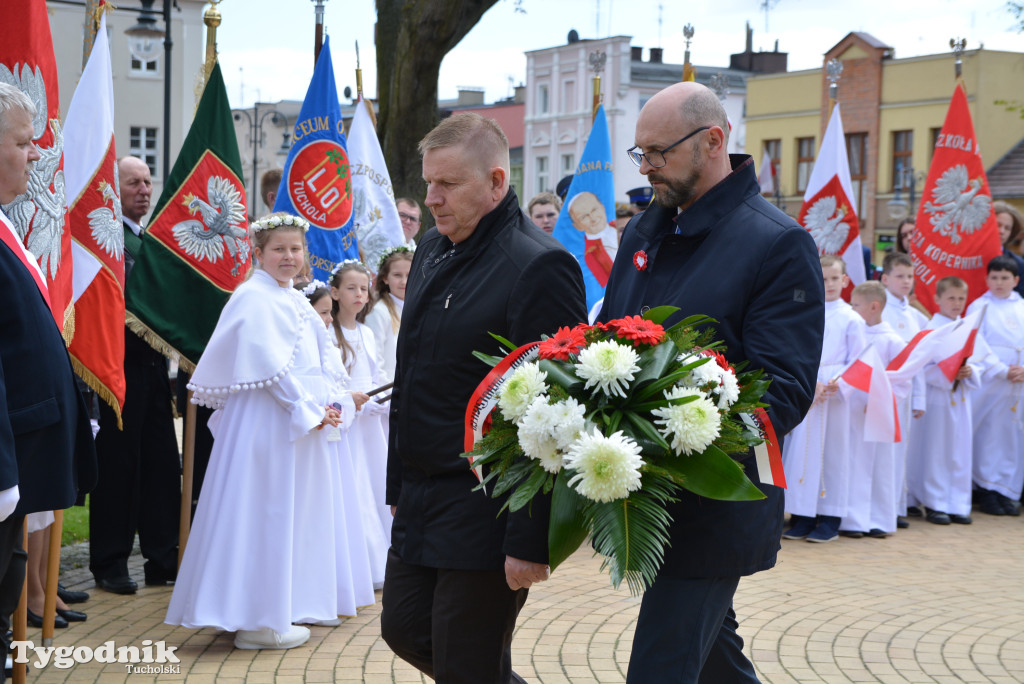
[[215, 0, 1022, 109]]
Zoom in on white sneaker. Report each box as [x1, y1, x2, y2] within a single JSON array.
[[298, 617, 342, 627], [234, 625, 310, 650]]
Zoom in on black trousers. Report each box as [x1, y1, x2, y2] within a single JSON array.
[[380, 549, 529, 684], [89, 358, 180, 582], [0, 516, 25, 684], [627, 575, 760, 684]]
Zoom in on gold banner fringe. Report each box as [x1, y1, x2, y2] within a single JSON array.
[[69, 356, 123, 430], [125, 312, 197, 374], [61, 301, 75, 346]]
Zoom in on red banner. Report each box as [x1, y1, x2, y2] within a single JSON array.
[[910, 83, 1002, 313], [0, 0, 73, 336]]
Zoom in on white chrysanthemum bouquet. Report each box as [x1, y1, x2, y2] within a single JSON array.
[[463, 308, 773, 594]]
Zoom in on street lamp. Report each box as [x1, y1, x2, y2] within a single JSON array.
[[233, 104, 291, 215], [887, 162, 923, 222], [124, 0, 173, 182]]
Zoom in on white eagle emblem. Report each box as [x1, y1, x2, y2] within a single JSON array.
[[803, 195, 850, 255], [0, 63, 66, 280], [352, 186, 390, 271], [87, 174, 124, 260], [171, 176, 250, 276], [923, 164, 991, 244]]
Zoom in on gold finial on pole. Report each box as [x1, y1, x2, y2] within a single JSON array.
[[83, 0, 114, 67], [589, 50, 606, 123], [203, 0, 223, 82], [682, 24, 696, 81], [826, 57, 843, 118], [355, 40, 377, 128]]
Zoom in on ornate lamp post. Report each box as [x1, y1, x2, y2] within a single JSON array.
[[124, 0, 173, 181], [233, 105, 291, 215]]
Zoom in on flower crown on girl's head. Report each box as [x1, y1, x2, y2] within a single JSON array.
[[300, 279, 327, 296], [376, 243, 415, 271], [330, 258, 369, 277], [250, 214, 310, 233]]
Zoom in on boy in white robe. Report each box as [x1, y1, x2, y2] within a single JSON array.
[[968, 255, 1024, 516], [907, 277, 982, 525], [840, 282, 909, 538], [783, 255, 866, 542], [879, 252, 929, 524]]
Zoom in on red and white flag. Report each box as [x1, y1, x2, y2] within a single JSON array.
[[64, 11, 126, 424], [911, 83, 1002, 314], [757, 150, 775, 195], [933, 309, 984, 383], [839, 346, 901, 443], [0, 0, 74, 337], [798, 104, 865, 296]]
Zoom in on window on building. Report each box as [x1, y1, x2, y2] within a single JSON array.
[[892, 130, 913, 191], [538, 84, 549, 114], [562, 80, 575, 113], [536, 156, 549, 194], [763, 139, 781, 190], [845, 133, 868, 217], [561, 153, 575, 176], [796, 137, 815, 193], [130, 126, 159, 178], [130, 54, 159, 74], [930, 127, 942, 166]]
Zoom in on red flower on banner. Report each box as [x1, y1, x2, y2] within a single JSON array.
[[538, 326, 587, 361], [633, 250, 649, 271], [606, 315, 665, 347]]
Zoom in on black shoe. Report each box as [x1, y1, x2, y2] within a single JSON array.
[[144, 576, 175, 587], [896, 517, 909, 529], [949, 514, 972, 524], [867, 528, 889, 538], [95, 576, 138, 595], [782, 514, 817, 540], [978, 489, 1006, 516], [57, 583, 89, 604], [839, 530, 864, 538], [55, 608, 87, 622], [906, 506, 923, 517], [925, 508, 951, 525], [27, 609, 67, 629], [998, 494, 1020, 516]]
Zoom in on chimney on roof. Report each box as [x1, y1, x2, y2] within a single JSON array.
[[456, 87, 485, 106], [746, 21, 753, 53], [631, 46, 643, 61], [649, 47, 663, 63]]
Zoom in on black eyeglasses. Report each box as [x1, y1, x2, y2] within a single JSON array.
[[627, 126, 711, 168]]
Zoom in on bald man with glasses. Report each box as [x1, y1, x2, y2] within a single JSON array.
[[601, 82, 824, 683]]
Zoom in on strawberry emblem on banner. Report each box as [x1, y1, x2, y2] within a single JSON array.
[[911, 83, 1001, 314], [798, 104, 865, 297], [0, 0, 74, 336]]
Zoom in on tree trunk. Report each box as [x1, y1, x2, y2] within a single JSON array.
[[375, 0, 499, 216]]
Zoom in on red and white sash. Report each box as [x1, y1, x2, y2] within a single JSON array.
[[0, 208, 50, 308]]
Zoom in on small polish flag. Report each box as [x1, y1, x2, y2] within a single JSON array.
[[839, 347, 901, 443]]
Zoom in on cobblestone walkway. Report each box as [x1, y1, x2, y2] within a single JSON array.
[[21, 513, 1024, 683]]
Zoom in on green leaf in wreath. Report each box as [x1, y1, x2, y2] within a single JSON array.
[[640, 306, 680, 325], [504, 465, 549, 513], [657, 444, 765, 501], [472, 350, 503, 367], [548, 471, 589, 571], [629, 339, 679, 395], [487, 332, 520, 353], [537, 358, 584, 392]]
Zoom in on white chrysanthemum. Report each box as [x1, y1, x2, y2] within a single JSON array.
[[520, 428, 563, 473], [678, 353, 720, 387], [712, 368, 740, 409], [652, 386, 722, 456], [575, 340, 641, 398], [551, 397, 587, 450], [564, 429, 644, 503], [498, 363, 548, 421]]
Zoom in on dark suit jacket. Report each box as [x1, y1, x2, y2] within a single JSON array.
[[600, 154, 824, 579], [387, 188, 587, 570], [0, 230, 97, 515]]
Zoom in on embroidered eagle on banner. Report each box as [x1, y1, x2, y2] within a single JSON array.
[[172, 175, 250, 276], [924, 164, 991, 245]]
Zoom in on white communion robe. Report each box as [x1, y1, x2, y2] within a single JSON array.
[[968, 292, 1024, 500], [363, 294, 403, 383], [881, 289, 930, 512], [907, 313, 983, 517], [841, 322, 908, 534], [166, 269, 354, 634], [339, 323, 392, 586], [784, 298, 867, 518]]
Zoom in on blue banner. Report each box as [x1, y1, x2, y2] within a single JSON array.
[[551, 105, 618, 311], [273, 36, 357, 280]]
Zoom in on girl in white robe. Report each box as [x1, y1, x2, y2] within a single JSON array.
[[361, 245, 414, 383], [166, 217, 353, 650], [331, 260, 392, 587]]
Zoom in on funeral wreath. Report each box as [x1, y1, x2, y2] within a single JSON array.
[[463, 308, 775, 595]]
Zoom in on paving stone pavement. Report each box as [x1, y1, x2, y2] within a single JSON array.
[[19, 513, 1024, 683]]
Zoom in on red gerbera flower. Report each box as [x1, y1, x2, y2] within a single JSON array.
[[606, 315, 665, 347], [538, 326, 587, 361], [705, 349, 732, 371]]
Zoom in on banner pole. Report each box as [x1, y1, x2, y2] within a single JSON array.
[[178, 395, 197, 568]]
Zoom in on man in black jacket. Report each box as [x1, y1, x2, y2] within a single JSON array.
[[381, 113, 587, 683], [0, 82, 97, 683], [601, 83, 824, 682]]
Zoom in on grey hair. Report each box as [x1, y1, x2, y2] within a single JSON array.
[[0, 83, 36, 138], [681, 87, 729, 146]]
